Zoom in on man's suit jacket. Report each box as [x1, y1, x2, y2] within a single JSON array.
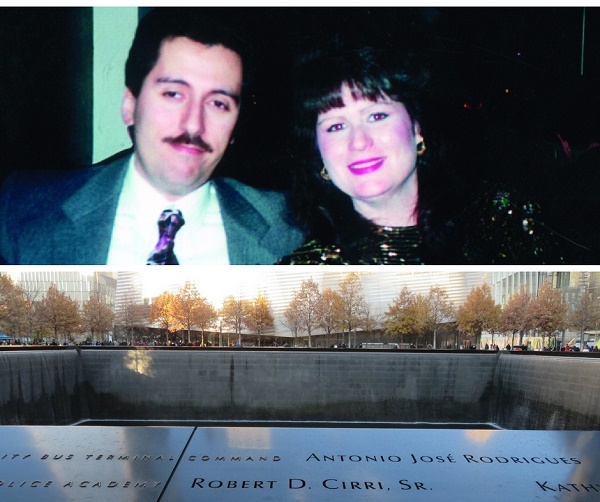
[[0, 151, 305, 264]]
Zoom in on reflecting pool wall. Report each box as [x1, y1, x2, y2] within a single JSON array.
[[492, 354, 600, 429], [79, 350, 497, 424], [0, 349, 87, 425], [1, 348, 598, 429]]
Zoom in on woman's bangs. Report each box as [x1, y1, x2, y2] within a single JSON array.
[[350, 79, 389, 103], [307, 86, 344, 116], [307, 78, 389, 117]]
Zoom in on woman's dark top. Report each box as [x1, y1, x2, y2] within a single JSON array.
[[279, 225, 423, 265], [278, 186, 568, 265]]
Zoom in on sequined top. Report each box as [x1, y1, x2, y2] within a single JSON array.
[[279, 225, 423, 265], [278, 186, 568, 265], [457, 190, 559, 264]]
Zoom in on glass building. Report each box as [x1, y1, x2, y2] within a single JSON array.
[[13, 269, 116, 308]]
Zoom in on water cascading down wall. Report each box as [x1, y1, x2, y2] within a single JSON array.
[[1, 348, 599, 429]]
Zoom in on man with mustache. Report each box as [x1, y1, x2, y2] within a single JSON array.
[[0, 8, 304, 265]]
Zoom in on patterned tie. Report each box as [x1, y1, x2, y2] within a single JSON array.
[[147, 209, 185, 265]]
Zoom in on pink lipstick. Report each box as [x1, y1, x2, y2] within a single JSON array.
[[348, 157, 385, 176]]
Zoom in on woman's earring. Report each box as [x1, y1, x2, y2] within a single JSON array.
[[417, 139, 426, 156], [320, 166, 331, 181]]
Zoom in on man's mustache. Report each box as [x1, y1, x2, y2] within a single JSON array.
[[163, 132, 213, 153]]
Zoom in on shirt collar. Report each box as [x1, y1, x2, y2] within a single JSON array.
[[122, 156, 213, 218]]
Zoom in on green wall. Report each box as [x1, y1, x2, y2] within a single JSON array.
[[93, 7, 138, 163]]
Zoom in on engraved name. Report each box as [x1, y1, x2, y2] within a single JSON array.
[[536, 481, 600, 493]]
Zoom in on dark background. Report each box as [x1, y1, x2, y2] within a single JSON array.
[[1, 7, 599, 258], [0, 8, 93, 175], [2, 8, 598, 178]]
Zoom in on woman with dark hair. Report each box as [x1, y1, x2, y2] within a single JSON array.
[[279, 27, 566, 265], [279, 31, 458, 264]]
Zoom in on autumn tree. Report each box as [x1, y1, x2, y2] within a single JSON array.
[[149, 291, 180, 345], [282, 296, 303, 347], [529, 280, 568, 347], [456, 283, 501, 349], [37, 284, 82, 343], [337, 272, 366, 347], [293, 278, 322, 348], [0, 274, 16, 318], [174, 281, 216, 345], [357, 300, 381, 341], [221, 295, 251, 346], [245, 291, 274, 346], [426, 286, 455, 349], [412, 293, 430, 346], [568, 285, 600, 350], [21, 290, 43, 341], [501, 285, 533, 347], [116, 287, 147, 345], [384, 286, 426, 345], [316, 288, 342, 346], [174, 281, 200, 344], [195, 298, 217, 345], [82, 290, 115, 343], [0, 274, 28, 338]]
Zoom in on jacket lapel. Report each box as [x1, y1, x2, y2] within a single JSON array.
[[214, 177, 277, 264], [58, 155, 129, 264]]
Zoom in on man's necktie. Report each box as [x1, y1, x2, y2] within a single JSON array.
[[147, 209, 185, 265]]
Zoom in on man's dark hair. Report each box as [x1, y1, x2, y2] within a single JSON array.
[[125, 8, 253, 97]]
